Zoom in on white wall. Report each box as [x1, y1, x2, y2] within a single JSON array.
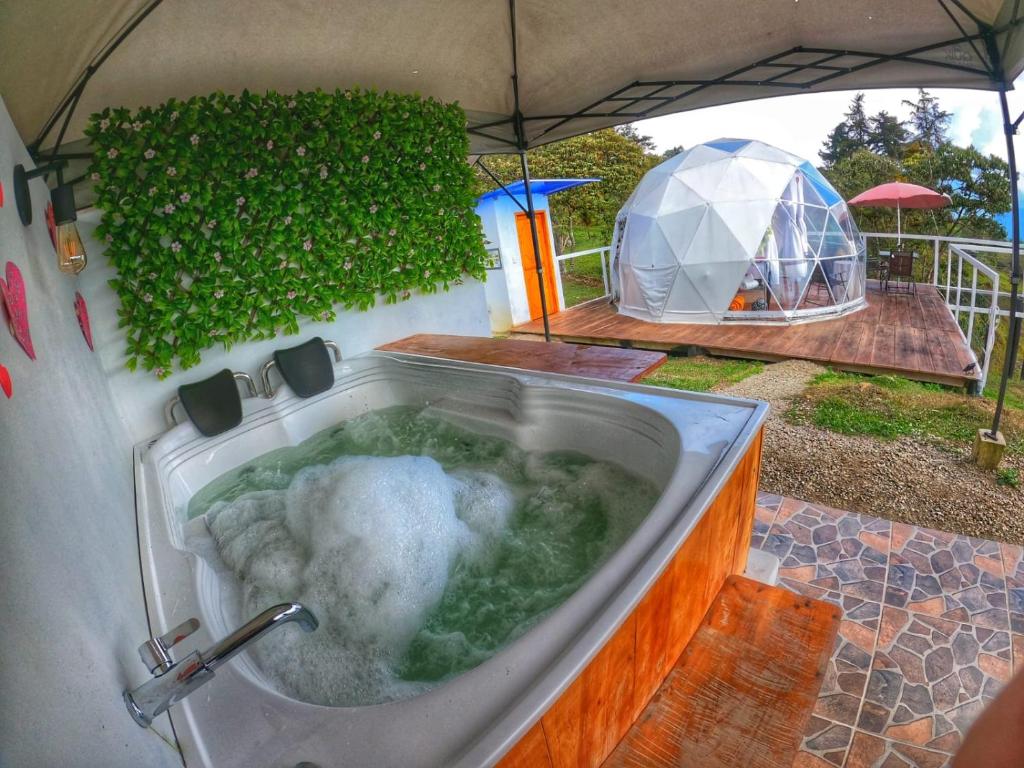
[[76, 211, 491, 442], [0, 88, 492, 764], [0, 97, 182, 767]]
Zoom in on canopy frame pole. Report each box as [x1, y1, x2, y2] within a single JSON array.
[[29, 0, 165, 157], [473, 158, 529, 215], [987, 31, 1023, 438], [508, 0, 552, 342]]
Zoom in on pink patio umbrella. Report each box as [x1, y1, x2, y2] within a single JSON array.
[[848, 182, 951, 244]]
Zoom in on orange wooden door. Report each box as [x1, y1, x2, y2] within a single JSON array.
[[515, 211, 560, 319]]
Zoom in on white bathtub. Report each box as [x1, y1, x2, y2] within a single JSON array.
[[132, 351, 767, 767]]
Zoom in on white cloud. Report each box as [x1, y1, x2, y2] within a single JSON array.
[[634, 78, 1024, 164]]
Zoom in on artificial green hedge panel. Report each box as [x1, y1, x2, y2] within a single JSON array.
[[88, 89, 487, 376]]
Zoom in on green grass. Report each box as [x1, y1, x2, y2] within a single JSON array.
[[641, 355, 763, 393], [788, 369, 1024, 453], [997, 467, 1021, 487]]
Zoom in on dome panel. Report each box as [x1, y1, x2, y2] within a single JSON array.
[[679, 205, 746, 266], [713, 159, 797, 203], [621, 214, 678, 269], [676, 145, 732, 171], [655, 205, 708, 265], [682, 258, 755, 317], [706, 199, 777, 258]]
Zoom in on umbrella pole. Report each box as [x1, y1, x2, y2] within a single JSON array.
[[897, 202, 901, 246]]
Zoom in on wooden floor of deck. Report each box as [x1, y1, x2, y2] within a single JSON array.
[[512, 281, 980, 387]]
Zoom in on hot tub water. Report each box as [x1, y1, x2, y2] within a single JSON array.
[[188, 406, 658, 707]]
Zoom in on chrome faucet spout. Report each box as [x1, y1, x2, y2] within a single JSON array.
[[124, 602, 317, 728]]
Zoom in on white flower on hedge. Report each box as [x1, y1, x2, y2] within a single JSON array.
[[424, 270, 431, 278], [373, 131, 382, 140], [283, 215, 292, 225], [163, 204, 176, 214], [91, 172, 101, 181], [287, 290, 297, 299], [179, 192, 191, 203], [166, 166, 177, 176], [170, 111, 179, 121], [143, 293, 154, 303], [213, 289, 225, 299], [107, 148, 119, 159], [148, 186, 157, 196], [388, 229, 396, 236], [190, 134, 200, 145], [266, 139, 274, 150], [287, 99, 297, 109], [425, 146, 432, 154], [303, 239, 313, 251], [343, 260, 353, 270], [99, 118, 110, 131], [154, 366, 168, 377], [296, 146, 306, 156], [121, 121, 131, 130], [418, 163, 426, 171], [144, 148, 156, 160], [132, 121, 143, 131], [105, 234, 114, 243], [361, 155, 370, 164], [213, 251, 222, 262], [208, 219, 218, 229], [236, 196, 246, 206], [369, 204, 378, 213], [432, 184, 440, 192], [320, 311, 331, 321], [170, 241, 182, 252], [245, 167, 259, 179], [319, 166, 328, 179]]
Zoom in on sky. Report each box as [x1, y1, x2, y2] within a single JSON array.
[[633, 78, 1024, 163]]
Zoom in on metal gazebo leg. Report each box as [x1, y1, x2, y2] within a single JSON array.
[[519, 151, 552, 342], [989, 82, 1023, 439]]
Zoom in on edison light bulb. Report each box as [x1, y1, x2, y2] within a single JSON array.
[[56, 222, 87, 274]]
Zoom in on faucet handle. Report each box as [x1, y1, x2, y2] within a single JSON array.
[[138, 617, 201, 675]]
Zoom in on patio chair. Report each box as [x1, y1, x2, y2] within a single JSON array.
[[883, 250, 916, 294]]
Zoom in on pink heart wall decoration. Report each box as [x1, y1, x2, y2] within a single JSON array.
[[74, 291, 94, 351], [0, 262, 35, 360]]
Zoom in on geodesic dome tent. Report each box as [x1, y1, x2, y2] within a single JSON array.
[[611, 139, 867, 324]]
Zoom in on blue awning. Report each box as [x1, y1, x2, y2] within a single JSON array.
[[477, 178, 600, 203]]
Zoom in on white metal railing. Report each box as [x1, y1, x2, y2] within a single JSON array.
[[862, 232, 1010, 389], [555, 231, 1012, 389], [553, 246, 611, 309]]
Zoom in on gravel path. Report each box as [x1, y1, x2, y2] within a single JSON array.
[[716, 360, 1024, 545]]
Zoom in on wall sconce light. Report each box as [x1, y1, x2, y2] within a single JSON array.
[[13, 162, 87, 274]]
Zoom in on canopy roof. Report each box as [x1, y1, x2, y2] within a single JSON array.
[[477, 178, 600, 203], [2, 1, 1024, 157]]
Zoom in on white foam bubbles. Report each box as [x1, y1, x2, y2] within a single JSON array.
[[206, 454, 513, 706]]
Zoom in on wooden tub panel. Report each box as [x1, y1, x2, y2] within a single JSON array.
[[497, 429, 763, 768]]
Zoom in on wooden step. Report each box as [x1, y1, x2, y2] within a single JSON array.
[[602, 575, 841, 768]]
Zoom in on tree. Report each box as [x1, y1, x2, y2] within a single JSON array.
[[475, 128, 659, 250], [615, 123, 657, 153], [905, 143, 1010, 238], [662, 145, 686, 160], [820, 94, 874, 166], [902, 88, 951, 150], [823, 146, 1009, 239], [868, 111, 909, 159]]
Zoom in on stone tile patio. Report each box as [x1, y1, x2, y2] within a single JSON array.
[[754, 492, 1023, 768]]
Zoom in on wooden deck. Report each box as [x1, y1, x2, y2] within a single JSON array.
[[512, 282, 980, 387], [377, 333, 666, 382]]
